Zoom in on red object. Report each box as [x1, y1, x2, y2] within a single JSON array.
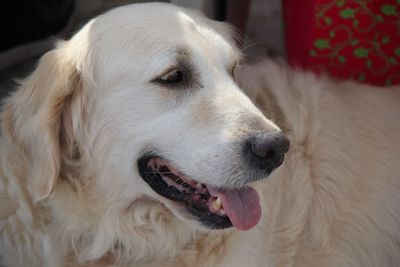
[[283, 0, 400, 86]]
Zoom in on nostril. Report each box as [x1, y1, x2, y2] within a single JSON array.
[[249, 132, 290, 161], [243, 131, 290, 176], [251, 141, 276, 159], [266, 149, 276, 159]]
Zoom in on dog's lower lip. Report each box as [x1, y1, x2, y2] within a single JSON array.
[[137, 154, 232, 229]]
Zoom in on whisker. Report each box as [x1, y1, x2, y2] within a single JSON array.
[[241, 41, 273, 53]]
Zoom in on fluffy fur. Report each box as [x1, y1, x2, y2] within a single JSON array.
[[1, 3, 400, 267]]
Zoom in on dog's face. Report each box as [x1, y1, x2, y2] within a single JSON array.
[[4, 3, 289, 237]]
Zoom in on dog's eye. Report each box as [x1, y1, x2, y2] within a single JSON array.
[[152, 64, 199, 90], [230, 62, 237, 77], [159, 69, 184, 83]]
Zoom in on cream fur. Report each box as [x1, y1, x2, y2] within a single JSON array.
[[1, 3, 400, 267]]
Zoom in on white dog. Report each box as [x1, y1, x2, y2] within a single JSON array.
[[0, 3, 399, 267]]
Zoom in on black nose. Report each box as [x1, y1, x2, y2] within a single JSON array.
[[245, 132, 290, 171]]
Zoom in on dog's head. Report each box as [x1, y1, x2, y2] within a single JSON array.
[[2, 2, 289, 263]]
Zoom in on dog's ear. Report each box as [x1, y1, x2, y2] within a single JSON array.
[[2, 47, 82, 202]]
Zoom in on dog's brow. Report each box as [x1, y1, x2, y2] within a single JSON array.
[[175, 47, 190, 61]]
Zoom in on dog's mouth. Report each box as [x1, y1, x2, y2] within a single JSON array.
[[138, 155, 261, 231]]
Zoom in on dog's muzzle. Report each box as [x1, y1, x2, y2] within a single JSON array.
[[137, 132, 290, 231]]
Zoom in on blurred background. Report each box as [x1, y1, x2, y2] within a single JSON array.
[[0, 0, 398, 98]]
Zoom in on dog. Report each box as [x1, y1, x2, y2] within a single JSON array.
[[0, 3, 399, 267]]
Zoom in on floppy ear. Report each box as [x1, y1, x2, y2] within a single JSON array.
[[2, 47, 82, 202]]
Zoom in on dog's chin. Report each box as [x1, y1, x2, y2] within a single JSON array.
[[137, 154, 263, 231]]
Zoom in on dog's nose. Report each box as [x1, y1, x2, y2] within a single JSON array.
[[245, 132, 290, 171]]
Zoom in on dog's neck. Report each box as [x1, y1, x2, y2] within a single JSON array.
[[81, 231, 233, 267], [47, 180, 234, 267]]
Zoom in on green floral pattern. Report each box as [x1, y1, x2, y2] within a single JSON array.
[[309, 0, 400, 85]]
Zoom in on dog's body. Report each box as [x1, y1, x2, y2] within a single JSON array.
[[236, 61, 400, 267], [0, 3, 399, 267]]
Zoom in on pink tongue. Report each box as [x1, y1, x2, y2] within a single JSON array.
[[207, 186, 261, 231]]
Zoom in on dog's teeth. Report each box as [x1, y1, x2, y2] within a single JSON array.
[[219, 209, 226, 215], [196, 183, 202, 189], [212, 197, 222, 211], [216, 196, 221, 207]]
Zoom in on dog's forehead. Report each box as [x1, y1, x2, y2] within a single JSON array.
[[84, 3, 238, 77], [94, 3, 233, 43]]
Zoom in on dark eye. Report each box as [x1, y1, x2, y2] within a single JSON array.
[[230, 62, 237, 77], [158, 69, 183, 83]]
